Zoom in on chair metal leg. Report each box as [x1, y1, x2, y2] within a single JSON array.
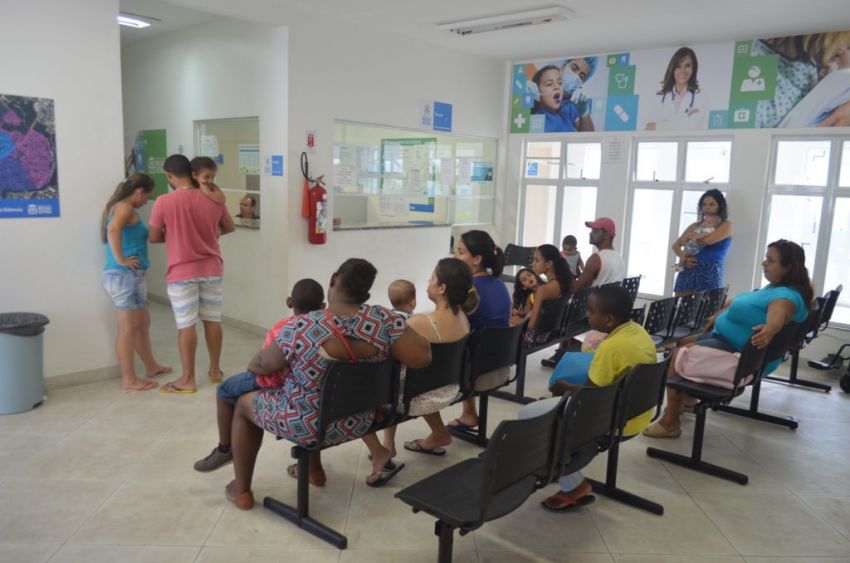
[[646, 409, 748, 485], [490, 350, 535, 405], [587, 441, 664, 516], [436, 520, 455, 563], [762, 350, 832, 392], [263, 448, 348, 549], [714, 378, 799, 429]]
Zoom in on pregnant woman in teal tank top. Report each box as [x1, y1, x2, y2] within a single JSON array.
[[100, 174, 172, 390]]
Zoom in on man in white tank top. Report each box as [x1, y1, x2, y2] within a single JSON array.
[[541, 217, 626, 367]]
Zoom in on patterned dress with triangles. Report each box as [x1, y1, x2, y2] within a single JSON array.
[[252, 304, 406, 446]]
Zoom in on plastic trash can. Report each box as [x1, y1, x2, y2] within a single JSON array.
[[0, 312, 50, 415]]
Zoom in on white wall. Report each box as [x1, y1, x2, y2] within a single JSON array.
[[0, 0, 124, 378], [283, 15, 508, 313], [123, 13, 508, 327], [122, 19, 290, 329]]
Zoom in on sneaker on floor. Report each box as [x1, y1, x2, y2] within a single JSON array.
[[642, 421, 681, 439], [193, 447, 233, 472]]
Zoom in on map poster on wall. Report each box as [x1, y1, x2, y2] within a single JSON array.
[[0, 94, 59, 218], [509, 28, 850, 134]]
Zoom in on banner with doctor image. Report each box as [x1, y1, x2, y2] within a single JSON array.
[[509, 28, 850, 133]]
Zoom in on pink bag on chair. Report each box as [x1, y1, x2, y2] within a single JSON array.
[[675, 345, 748, 389]]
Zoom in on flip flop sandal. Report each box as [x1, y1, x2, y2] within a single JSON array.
[[447, 419, 477, 433], [366, 461, 406, 488], [367, 454, 398, 471], [403, 439, 447, 456], [159, 382, 197, 394], [209, 370, 224, 384], [541, 492, 596, 512]]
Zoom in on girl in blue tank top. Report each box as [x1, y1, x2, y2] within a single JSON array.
[[100, 174, 171, 391]]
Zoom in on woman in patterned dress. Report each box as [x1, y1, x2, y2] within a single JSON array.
[[224, 259, 431, 509]]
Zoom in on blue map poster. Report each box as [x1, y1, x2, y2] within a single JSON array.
[[0, 94, 59, 218]]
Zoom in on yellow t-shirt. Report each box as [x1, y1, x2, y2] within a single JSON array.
[[587, 321, 657, 436]]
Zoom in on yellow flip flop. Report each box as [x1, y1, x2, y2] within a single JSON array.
[[159, 382, 197, 394]]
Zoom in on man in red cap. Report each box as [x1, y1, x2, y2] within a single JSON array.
[[542, 217, 626, 367]]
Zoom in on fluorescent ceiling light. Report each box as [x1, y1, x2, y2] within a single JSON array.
[[437, 6, 574, 36], [117, 12, 158, 29]]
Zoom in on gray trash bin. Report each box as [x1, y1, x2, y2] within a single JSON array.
[[0, 312, 50, 415]]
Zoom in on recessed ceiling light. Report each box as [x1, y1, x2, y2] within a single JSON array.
[[117, 12, 159, 29]]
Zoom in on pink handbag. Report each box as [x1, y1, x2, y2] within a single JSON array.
[[675, 345, 749, 390]]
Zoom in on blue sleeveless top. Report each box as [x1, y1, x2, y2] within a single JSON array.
[[104, 211, 149, 270], [696, 237, 732, 263]]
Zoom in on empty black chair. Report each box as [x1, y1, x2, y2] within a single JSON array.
[[500, 244, 536, 282], [401, 337, 469, 416], [715, 321, 806, 428], [587, 360, 669, 515], [264, 359, 399, 549], [696, 286, 728, 328], [538, 287, 593, 369], [493, 297, 569, 404], [646, 342, 768, 484], [396, 396, 565, 563], [630, 304, 647, 325], [817, 284, 843, 332], [664, 292, 705, 343], [643, 297, 677, 346], [450, 323, 526, 447], [621, 276, 641, 303], [763, 300, 832, 392]]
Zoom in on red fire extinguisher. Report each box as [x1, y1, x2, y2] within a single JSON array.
[[307, 175, 327, 245], [301, 152, 327, 244]]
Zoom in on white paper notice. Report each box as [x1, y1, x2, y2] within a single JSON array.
[[604, 137, 623, 163], [200, 135, 219, 157], [440, 158, 454, 188], [237, 143, 261, 174], [458, 159, 472, 184], [335, 165, 357, 193], [379, 196, 395, 216]]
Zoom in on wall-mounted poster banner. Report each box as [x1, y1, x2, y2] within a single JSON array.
[[134, 129, 168, 198], [509, 29, 850, 134], [0, 94, 59, 218]]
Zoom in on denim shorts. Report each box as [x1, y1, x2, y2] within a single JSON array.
[[101, 269, 148, 310], [218, 371, 261, 405], [697, 331, 738, 353]]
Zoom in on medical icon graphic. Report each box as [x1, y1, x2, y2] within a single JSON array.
[[740, 65, 766, 92]]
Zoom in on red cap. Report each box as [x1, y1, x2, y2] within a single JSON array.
[[585, 217, 616, 238]]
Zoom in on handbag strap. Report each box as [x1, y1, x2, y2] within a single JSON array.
[[326, 312, 358, 362]]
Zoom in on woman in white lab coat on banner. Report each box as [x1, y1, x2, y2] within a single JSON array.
[[645, 47, 705, 131]]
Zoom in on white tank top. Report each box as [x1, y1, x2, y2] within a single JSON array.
[[592, 249, 626, 287]]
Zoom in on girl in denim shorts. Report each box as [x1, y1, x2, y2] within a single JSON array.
[[100, 174, 172, 391]]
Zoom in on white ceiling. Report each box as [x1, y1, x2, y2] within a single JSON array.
[[121, 0, 850, 60], [119, 0, 221, 44]]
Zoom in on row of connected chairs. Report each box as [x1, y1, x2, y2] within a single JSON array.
[[264, 324, 527, 548], [642, 286, 728, 348], [396, 359, 669, 563], [490, 276, 642, 404], [647, 319, 802, 484]]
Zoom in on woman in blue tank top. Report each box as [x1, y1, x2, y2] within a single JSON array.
[[448, 230, 511, 432], [100, 174, 171, 391], [673, 189, 733, 296]]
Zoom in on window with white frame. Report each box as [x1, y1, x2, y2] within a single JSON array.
[[519, 140, 600, 260], [624, 139, 733, 296], [761, 137, 850, 326]]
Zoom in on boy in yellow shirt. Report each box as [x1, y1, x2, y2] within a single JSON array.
[[521, 284, 656, 511]]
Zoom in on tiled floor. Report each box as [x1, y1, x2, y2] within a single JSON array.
[[1, 302, 850, 562]]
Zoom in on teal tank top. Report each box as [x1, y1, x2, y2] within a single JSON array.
[[104, 210, 149, 270]]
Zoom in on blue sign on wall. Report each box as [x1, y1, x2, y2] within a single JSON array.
[[433, 102, 453, 132]]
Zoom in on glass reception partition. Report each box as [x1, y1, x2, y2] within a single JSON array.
[[332, 120, 497, 229]]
